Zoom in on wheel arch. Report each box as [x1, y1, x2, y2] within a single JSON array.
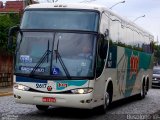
[[141, 75, 146, 87]]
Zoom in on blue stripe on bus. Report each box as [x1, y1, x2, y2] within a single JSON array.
[[16, 76, 47, 83]]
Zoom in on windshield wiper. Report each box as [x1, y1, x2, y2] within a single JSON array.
[[54, 38, 71, 79], [30, 40, 51, 77]]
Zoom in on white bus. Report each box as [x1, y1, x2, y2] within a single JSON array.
[[8, 3, 154, 113]]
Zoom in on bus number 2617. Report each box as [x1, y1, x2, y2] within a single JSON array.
[[36, 83, 47, 88]]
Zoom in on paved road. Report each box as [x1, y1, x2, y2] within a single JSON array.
[[0, 88, 160, 120]]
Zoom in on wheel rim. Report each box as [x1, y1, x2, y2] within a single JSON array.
[[104, 92, 110, 109], [141, 86, 143, 96], [141, 85, 145, 97], [144, 85, 146, 95]]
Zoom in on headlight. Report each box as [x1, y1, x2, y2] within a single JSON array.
[[14, 84, 30, 91], [71, 88, 93, 94], [154, 78, 157, 80]]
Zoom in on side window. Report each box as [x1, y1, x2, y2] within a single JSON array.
[[96, 35, 108, 77], [142, 43, 153, 54], [150, 41, 154, 53]]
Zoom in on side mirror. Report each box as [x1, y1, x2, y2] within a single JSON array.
[[98, 35, 108, 59], [8, 25, 20, 49], [104, 29, 109, 38]]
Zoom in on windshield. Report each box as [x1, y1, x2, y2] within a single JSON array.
[[15, 32, 97, 79], [21, 10, 99, 32], [153, 68, 160, 74]]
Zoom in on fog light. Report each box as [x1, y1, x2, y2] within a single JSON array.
[[17, 96, 21, 99], [14, 94, 17, 98], [80, 100, 85, 103], [86, 99, 92, 103]]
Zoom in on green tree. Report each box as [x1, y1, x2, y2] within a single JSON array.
[[154, 43, 160, 65], [0, 13, 20, 53]]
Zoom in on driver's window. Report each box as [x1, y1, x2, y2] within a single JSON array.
[[96, 36, 108, 78]]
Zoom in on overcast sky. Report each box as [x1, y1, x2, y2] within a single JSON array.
[[2, 0, 160, 43], [55, 0, 159, 43]]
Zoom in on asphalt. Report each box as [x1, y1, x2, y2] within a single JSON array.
[[0, 86, 13, 97]]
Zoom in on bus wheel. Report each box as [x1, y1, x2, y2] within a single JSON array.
[[99, 91, 110, 114], [36, 105, 49, 111], [146, 80, 149, 95], [138, 83, 146, 99]]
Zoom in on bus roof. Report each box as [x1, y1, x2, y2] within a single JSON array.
[[107, 9, 154, 40], [26, 3, 154, 40], [26, 3, 106, 12]]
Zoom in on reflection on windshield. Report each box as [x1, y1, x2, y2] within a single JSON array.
[[54, 37, 71, 79], [15, 32, 97, 78], [15, 32, 53, 76], [21, 10, 99, 31], [52, 33, 96, 77], [30, 40, 52, 76]]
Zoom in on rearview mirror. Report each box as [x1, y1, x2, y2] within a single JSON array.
[[104, 29, 109, 38], [8, 25, 20, 49], [98, 35, 108, 59]]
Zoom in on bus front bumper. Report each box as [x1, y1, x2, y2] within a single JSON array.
[[13, 88, 94, 109]]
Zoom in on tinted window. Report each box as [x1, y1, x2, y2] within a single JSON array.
[[21, 10, 99, 32]]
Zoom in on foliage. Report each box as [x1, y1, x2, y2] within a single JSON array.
[[109, 39, 143, 52], [0, 13, 20, 54], [153, 43, 160, 65], [109, 39, 160, 65]]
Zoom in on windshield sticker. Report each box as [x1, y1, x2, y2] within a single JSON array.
[[19, 66, 45, 73], [81, 62, 87, 67], [48, 81, 56, 90], [52, 68, 60, 75], [56, 80, 88, 90], [58, 83, 68, 88], [20, 55, 32, 63]]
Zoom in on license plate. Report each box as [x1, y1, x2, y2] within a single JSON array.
[[42, 97, 56, 102]]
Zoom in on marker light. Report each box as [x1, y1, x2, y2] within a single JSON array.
[[71, 88, 93, 94], [14, 84, 30, 91]]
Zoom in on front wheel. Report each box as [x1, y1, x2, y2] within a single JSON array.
[[36, 105, 49, 111], [98, 91, 110, 114]]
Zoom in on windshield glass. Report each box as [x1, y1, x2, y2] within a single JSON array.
[[15, 32, 53, 76], [15, 32, 97, 78], [21, 10, 99, 32], [153, 68, 160, 74]]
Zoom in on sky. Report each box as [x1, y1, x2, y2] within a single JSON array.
[[2, 0, 160, 43], [56, 0, 159, 43]]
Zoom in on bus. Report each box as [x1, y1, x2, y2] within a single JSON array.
[[8, 3, 154, 113]]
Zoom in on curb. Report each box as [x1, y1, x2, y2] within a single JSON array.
[[0, 92, 13, 97]]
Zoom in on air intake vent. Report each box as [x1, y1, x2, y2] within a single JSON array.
[[54, 4, 67, 7]]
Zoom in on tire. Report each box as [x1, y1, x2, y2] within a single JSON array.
[[145, 81, 149, 95], [138, 83, 146, 100], [98, 91, 110, 114], [36, 105, 49, 111]]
